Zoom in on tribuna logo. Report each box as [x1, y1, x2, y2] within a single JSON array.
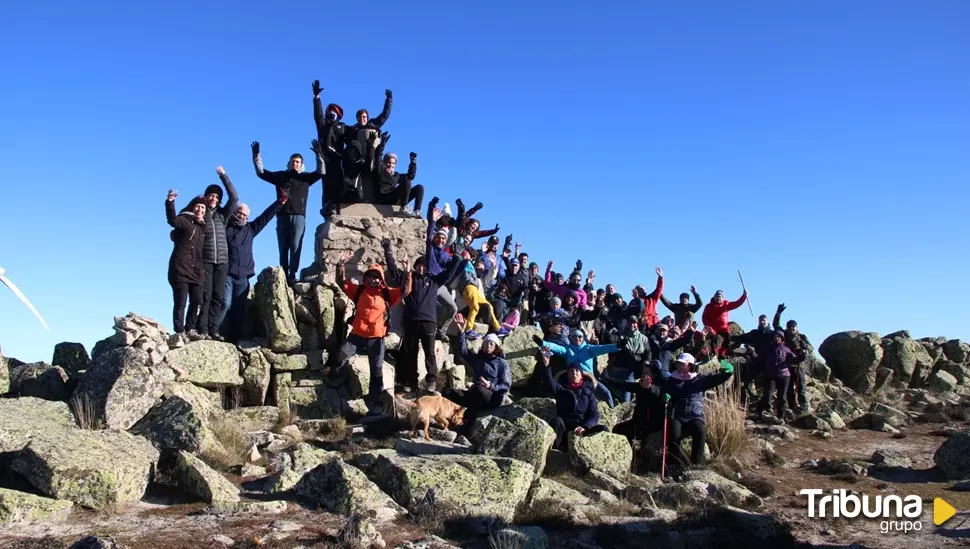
[[801, 489, 923, 534]]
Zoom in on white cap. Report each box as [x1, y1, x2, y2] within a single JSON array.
[[675, 353, 696, 365], [483, 333, 501, 347], [443, 203, 452, 217]]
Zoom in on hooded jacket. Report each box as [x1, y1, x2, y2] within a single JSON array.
[[541, 337, 617, 377], [202, 173, 239, 265], [610, 329, 650, 375], [544, 367, 600, 429], [503, 262, 530, 308], [384, 243, 459, 324], [648, 331, 696, 379], [611, 379, 664, 433], [166, 199, 206, 285], [639, 275, 664, 328], [341, 265, 403, 339], [701, 294, 747, 334], [543, 264, 588, 309], [660, 289, 703, 327], [664, 371, 733, 423], [253, 151, 324, 217], [765, 341, 796, 379], [458, 333, 511, 393], [735, 325, 777, 371], [226, 200, 284, 280]]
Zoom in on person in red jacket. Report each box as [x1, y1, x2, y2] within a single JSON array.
[[636, 267, 664, 329], [701, 289, 747, 357]]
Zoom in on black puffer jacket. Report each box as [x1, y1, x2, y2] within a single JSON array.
[[202, 173, 238, 264], [544, 366, 600, 429], [253, 153, 323, 216], [166, 199, 205, 285]]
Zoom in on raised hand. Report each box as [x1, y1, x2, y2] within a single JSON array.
[[455, 198, 464, 208], [339, 250, 353, 263], [515, 242, 521, 252], [312, 80, 322, 97], [547, 260, 554, 269], [777, 303, 786, 313], [432, 208, 443, 221], [310, 139, 322, 154], [473, 201, 483, 210], [216, 166, 225, 176], [690, 285, 697, 293], [381, 237, 392, 249], [251, 141, 260, 156], [656, 267, 663, 277], [385, 89, 392, 99], [409, 152, 417, 161], [403, 253, 411, 268], [532, 334, 544, 346], [167, 189, 178, 201], [493, 223, 500, 232]]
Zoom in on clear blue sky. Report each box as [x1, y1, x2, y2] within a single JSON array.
[[1, 1, 967, 363]]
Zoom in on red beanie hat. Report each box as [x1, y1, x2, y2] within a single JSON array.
[[325, 103, 344, 122]]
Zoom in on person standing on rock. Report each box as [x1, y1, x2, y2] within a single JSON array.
[[382, 236, 459, 395], [660, 285, 703, 327], [426, 198, 460, 341], [663, 353, 735, 467], [733, 314, 776, 407], [774, 303, 811, 413], [332, 250, 409, 415], [701, 289, 747, 357], [251, 139, 324, 284], [372, 133, 423, 217], [311, 80, 347, 218], [165, 190, 206, 339], [539, 352, 608, 451], [197, 166, 239, 341], [216, 195, 287, 343], [754, 331, 798, 423]]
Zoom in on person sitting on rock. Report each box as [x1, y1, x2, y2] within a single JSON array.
[[611, 373, 666, 455], [773, 303, 811, 413], [250, 140, 324, 284], [452, 199, 500, 243], [382, 237, 459, 396], [332, 251, 409, 416], [426, 198, 460, 341], [447, 251, 507, 339], [701, 289, 747, 357], [450, 332, 511, 423], [198, 166, 239, 342], [606, 316, 651, 403], [648, 322, 697, 379], [539, 352, 608, 451], [660, 284, 703, 327], [755, 331, 798, 423], [217, 195, 286, 344], [502, 256, 530, 316], [544, 261, 589, 310], [663, 353, 735, 467], [533, 328, 620, 407], [371, 133, 423, 217], [343, 88, 392, 148], [311, 79, 346, 218], [165, 190, 207, 340]]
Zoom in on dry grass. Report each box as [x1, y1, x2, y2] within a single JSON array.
[[488, 532, 526, 549], [736, 475, 776, 498], [68, 392, 104, 430], [200, 416, 250, 472], [272, 406, 293, 435], [312, 417, 348, 442], [514, 498, 583, 528], [703, 380, 755, 465], [408, 489, 470, 538]]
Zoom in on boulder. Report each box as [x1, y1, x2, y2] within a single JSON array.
[[314, 286, 338, 347], [869, 402, 908, 428], [815, 399, 861, 424], [0, 487, 74, 525], [165, 341, 244, 388], [364, 453, 534, 523], [223, 406, 281, 433], [0, 354, 9, 394], [52, 342, 91, 375], [162, 381, 223, 420], [73, 347, 168, 430], [173, 450, 240, 503], [871, 449, 912, 469], [70, 535, 126, 549], [264, 443, 339, 494], [396, 438, 472, 456], [568, 431, 632, 478], [10, 429, 158, 510], [942, 361, 970, 385], [0, 398, 75, 454], [934, 432, 970, 479], [680, 469, 764, 509], [943, 340, 970, 364], [515, 397, 557, 427], [493, 527, 548, 549], [238, 344, 271, 406], [879, 336, 935, 388], [502, 326, 543, 386], [530, 478, 589, 506], [929, 370, 959, 393], [129, 396, 222, 455], [818, 331, 883, 393], [254, 266, 302, 352], [471, 406, 556, 479], [804, 355, 831, 382], [296, 460, 405, 523], [8, 362, 71, 401], [873, 367, 894, 392]]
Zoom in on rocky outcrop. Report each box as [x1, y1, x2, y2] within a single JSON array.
[[52, 342, 91, 375], [264, 442, 339, 494], [0, 353, 10, 394], [364, 453, 534, 523], [471, 406, 555, 479], [129, 396, 222, 455], [934, 431, 970, 479], [162, 381, 223, 420], [92, 313, 171, 365], [10, 429, 159, 510], [943, 340, 970, 364], [0, 397, 76, 452], [165, 341, 243, 388], [8, 362, 71, 400], [568, 432, 632, 478], [819, 331, 884, 393], [223, 406, 281, 433], [0, 488, 74, 525], [929, 370, 959, 393], [296, 460, 405, 523], [880, 334, 936, 388], [173, 451, 240, 503], [73, 347, 168, 430], [679, 469, 763, 509], [238, 344, 271, 406], [502, 326, 543, 386], [254, 267, 302, 352]]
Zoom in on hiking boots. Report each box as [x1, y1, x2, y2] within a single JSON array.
[[495, 327, 511, 337], [186, 330, 205, 342], [424, 375, 438, 394], [435, 330, 449, 342], [210, 333, 225, 342], [464, 330, 481, 340]]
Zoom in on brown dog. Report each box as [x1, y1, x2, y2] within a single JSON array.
[[408, 395, 466, 441]]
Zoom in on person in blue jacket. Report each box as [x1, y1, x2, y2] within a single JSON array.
[[426, 197, 459, 341], [533, 328, 622, 407], [539, 350, 607, 450], [662, 353, 734, 466], [450, 332, 511, 424]]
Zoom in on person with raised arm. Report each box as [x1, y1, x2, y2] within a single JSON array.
[[165, 190, 207, 339], [197, 166, 238, 341], [701, 289, 748, 357], [660, 284, 703, 327], [311, 79, 346, 217]]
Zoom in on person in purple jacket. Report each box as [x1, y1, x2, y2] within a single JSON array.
[[755, 331, 797, 423], [543, 260, 589, 309]]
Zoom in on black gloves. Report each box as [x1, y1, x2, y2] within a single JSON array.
[[381, 237, 392, 249], [310, 139, 322, 154], [312, 80, 322, 97], [380, 131, 390, 144], [385, 89, 392, 99], [251, 141, 260, 156], [430, 196, 440, 208], [504, 234, 513, 249], [493, 223, 500, 232], [474, 202, 484, 211], [777, 303, 786, 313], [617, 337, 628, 349], [410, 152, 417, 161], [532, 335, 544, 347], [575, 260, 583, 273]]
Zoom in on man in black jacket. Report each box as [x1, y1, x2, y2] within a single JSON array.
[[199, 166, 238, 341], [251, 140, 324, 284], [660, 285, 703, 327], [217, 196, 286, 343], [311, 79, 346, 218], [734, 314, 776, 406], [382, 238, 458, 394], [372, 134, 423, 216]]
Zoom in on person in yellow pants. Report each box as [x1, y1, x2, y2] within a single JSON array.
[[462, 283, 504, 337]]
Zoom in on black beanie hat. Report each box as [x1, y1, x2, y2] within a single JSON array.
[[204, 184, 223, 201], [180, 196, 208, 214]]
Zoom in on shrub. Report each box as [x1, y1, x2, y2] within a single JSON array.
[[201, 415, 250, 472], [68, 393, 103, 430], [704, 382, 755, 465]]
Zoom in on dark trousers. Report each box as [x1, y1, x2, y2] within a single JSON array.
[[171, 281, 203, 333], [341, 141, 367, 203], [201, 262, 228, 335], [399, 320, 437, 387], [739, 361, 762, 407], [786, 367, 808, 410], [552, 417, 607, 450], [222, 276, 250, 343], [276, 214, 307, 281], [337, 334, 386, 407], [444, 385, 506, 432], [378, 183, 425, 212], [757, 376, 791, 418], [613, 418, 650, 444], [322, 158, 344, 212], [669, 418, 707, 465]]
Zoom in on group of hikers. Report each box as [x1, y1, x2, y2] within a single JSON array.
[[164, 80, 813, 473]]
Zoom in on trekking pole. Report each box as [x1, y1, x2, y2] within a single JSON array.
[[661, 398, 669, 480], [737, 269, 755, 317]]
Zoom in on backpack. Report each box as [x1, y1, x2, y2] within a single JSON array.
[[348, 285, 392, 330]]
